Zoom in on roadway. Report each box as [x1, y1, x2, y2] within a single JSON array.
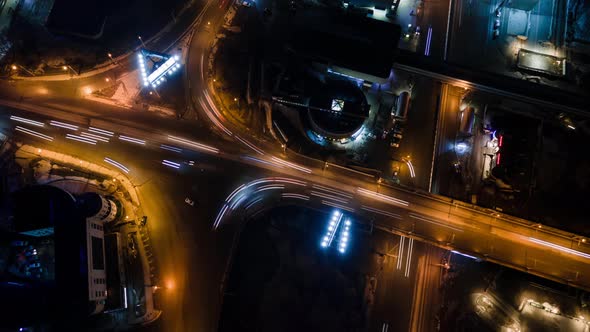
[[4, 94, 590, 297], [367, 232, 444, 332], [1, 1, 590, 330]]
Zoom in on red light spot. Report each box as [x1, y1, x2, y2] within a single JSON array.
[[498, 135, 503, 147], [496, 153, 501, 165]]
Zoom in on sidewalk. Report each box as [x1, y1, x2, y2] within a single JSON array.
[[16, 144, 161, 330]]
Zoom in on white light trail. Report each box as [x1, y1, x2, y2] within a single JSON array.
[[241, 155, 273, 166], [168, 135, 220, 154], [66, 134, 96, 145], [88, 127, 114, 137], [245, 198, 263, 210], [202, 92, 233, 136], [160, 144, 183, 153], [162, 160, 181, 169], [104, 157, 130, 173], [311, 191, 349, 204], [10, 115, 44, 127], [397, 236, 405, 270], [406, 160, 416, 178], [270, 157, 312, 174], [119, 135, 146, 145], [313, 184, 353, 199], [405, 238, 414, 277], [49, 120, 78, 131], [425, 27, 433, 56], [451, 250, 479, 260], [214, 177, 308, 230], [214, 205, 229, 228], [253, 184, 284, 194], [281, 193, 310, 200], [321, 200, 355, 212], [409, 213, 464, 232], [357, 188, 409, 207], [198, 97, 232, 136], [14, 126, 53, 141], [361, 206, 402, 219], [235, 135, 264, 155], [529, 238, 590, 259], [80, 132, 109, 142]]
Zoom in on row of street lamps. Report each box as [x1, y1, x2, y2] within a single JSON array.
[[8, 34, 142, 77]]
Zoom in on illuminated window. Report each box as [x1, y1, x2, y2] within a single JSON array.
[[331, 99, 344, 112]]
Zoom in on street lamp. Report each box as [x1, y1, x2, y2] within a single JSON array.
[[138, 35, 146, 48], [10, 64, 35, 76], [62, 65, 78, 75], [107, 52, 117, 65]]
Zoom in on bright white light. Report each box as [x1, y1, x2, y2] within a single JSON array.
[[147, 57, 177, 83], [455, 142, 468, 154], [321, 242, 328, 247], [339, 248, 345, 253], [328, 226, 334, 231], [345, 220, 351, 226], [330, 221, 336, 226], [331, 99, 344, 112]]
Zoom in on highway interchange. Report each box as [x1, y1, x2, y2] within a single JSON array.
[[1, 0, 590, 330]]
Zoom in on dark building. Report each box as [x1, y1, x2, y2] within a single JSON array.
[[0, 185, 113, 329]]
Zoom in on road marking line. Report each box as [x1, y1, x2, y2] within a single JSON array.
[[320, 200, 355, 212], [409, 213, 464, 232], [160, 144, 183, 153], [311, 191, 349, 204]]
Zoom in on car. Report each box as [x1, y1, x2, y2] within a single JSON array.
[[11, 240, 28, 247], [494, 8, 501, 17], [140, 216, 148, 226], [185, 197, 195, 206], [241, 0, 252, 7], [492, 30, 500, 39], [28, 263, 41, 268], [392, 132, 403, 140], [390, 141, 400, 148]]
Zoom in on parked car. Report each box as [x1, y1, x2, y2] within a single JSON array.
[[185, 197, 195, 206]]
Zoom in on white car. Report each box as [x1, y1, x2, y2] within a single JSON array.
[[185, 197, 195, 206], [242, 0, 252, 7]]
